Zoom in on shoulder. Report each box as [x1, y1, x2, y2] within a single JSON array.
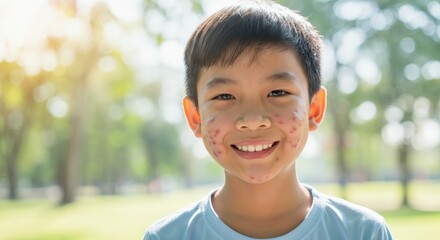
[[319, 191, 384, 222], [308, 186, 393, 239], [143, 197, 208, 240]]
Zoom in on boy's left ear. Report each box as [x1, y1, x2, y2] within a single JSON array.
[[308, 86, 327, 131]]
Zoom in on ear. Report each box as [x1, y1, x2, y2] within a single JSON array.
[[183, 97, 202, 138], [308, 86, 327, 131]]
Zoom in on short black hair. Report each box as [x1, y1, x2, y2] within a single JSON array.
[[184, 0, 322, 107]]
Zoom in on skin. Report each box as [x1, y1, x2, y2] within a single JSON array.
[[183, 47, 327, 238]]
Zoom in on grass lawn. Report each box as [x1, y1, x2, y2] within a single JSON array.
[[0, 181, 439, 240]]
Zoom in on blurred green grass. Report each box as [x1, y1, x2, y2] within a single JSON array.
[[0, 181, 439, 240]]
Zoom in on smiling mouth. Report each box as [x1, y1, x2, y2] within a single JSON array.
[[232, 142, 279, 152]]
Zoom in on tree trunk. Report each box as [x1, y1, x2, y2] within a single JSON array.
[[59, 81, 85, 205], [6, 141, 20, 200], [180, 151, 193, 189], [335, 130, 348, 199], [147, 150, 159, 181], [398, 142, 411, 208], [329, 97, 350, 200], [4, 113, 28, 200]]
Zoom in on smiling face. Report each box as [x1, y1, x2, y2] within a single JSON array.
[[183, 47, 326, 184]]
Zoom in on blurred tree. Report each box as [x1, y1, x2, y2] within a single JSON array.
[[282, 0, 440, 206], [0, 63, 46, 199], [137, 81, 188, 190], [0, 0, 203, 201], [47, 0, 117, 204], [139, 0, 204, 190], [369, 0, 440, 207], [81, 51, 137, 194], [142, 120, 181, 185]]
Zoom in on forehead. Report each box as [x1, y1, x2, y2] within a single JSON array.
[[210, 43, 292, 68], [199, 46, 306, 82]]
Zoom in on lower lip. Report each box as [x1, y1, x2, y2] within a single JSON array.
[[233, 142, 278, 160]]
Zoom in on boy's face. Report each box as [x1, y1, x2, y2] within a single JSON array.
[[183, 47, 326, 184]]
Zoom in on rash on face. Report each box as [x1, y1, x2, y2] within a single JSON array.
[[203, 117, 224, 158], [276, 110, 306, 149]]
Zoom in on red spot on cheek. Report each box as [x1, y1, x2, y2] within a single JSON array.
[[288, 125, 298, 134], [211, 148, 222, 158], [291, 112, 304, 124], [290, 138, 301, 149], [250, 176, 255, 180]]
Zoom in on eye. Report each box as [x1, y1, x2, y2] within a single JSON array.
[[213, 93, 235, 100], [268, 90, 288, 97]]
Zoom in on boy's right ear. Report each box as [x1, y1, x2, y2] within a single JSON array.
[[183, 97, 202, 138]]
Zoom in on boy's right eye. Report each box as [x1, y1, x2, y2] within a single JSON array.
[[213, 94, 235, 100]]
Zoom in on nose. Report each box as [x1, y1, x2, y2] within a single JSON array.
[[235, 111, 271, 131]]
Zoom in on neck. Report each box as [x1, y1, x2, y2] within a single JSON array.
[[212, 167, 312, 238], [215, 172, 308, 218]]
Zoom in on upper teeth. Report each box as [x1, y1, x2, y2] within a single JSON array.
[[235, 143, 273, 152]]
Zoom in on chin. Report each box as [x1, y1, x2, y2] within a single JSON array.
[[242, 171, 276, 184]]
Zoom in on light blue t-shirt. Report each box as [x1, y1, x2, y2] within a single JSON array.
[[144, 185, 393, 240]]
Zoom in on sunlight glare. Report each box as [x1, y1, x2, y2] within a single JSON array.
[[321, 40, 336, 83], [125, 97, 156, 121], [352, 101, 377, 123], [337, 66, 358, 94], [384, 106, 404, 123], [422, 61, 440, 80], [404, 64, 420, 81], [398, 4, 429, 30], [413, 120, 440, 149], [355, 57, 381, 85], [336, 29, 365, 64], [381, 122, 404, 146], [334, 1, 378, 21], [47, 96, 69, 118]]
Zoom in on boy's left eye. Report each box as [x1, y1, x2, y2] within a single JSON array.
[[268, 90, 288, 97]]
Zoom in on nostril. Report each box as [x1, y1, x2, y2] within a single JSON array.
[[236, 115, 271, 131], [240, 125, 248, 130]]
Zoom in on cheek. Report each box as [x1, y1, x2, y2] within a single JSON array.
[[202, 116, 226, 158], [275, 111, 306, 149]]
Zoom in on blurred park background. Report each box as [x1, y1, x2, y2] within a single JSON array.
[[0, 0, 439, 239]]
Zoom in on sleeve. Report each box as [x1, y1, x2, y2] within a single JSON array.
[[143, 231, 159, 240], [372, 218, 393, 240]]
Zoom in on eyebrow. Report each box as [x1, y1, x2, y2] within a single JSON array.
[[205, 77, 237, 90], [204, 71, 298, 89], [267, 71, 298, 83]]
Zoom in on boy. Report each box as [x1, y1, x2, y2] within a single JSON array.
[[144, 0, 393, 239]]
